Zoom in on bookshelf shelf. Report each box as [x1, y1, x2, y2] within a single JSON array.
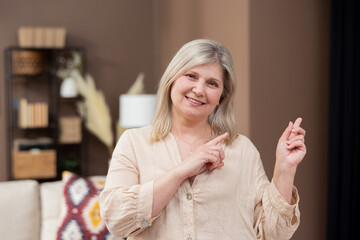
[[10, 72, 51, 79], [5, 47, 88, 181], [9, 125, 56, 130]]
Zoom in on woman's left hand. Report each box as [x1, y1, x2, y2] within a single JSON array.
[[276, 117, 306, 171], [273, 117, 306, 203]]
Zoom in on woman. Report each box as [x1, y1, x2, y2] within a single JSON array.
[[99, 39, 306, 239]]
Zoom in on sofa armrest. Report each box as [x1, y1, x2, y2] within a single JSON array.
[[40, 180, 62, 240]]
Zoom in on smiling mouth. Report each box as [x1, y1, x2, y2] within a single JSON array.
[[185, 96, 205, 105]]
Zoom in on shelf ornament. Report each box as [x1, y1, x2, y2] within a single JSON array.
[[57, 51, 82, 98]]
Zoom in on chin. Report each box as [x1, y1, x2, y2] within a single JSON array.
[[184, 112, 210, 121]]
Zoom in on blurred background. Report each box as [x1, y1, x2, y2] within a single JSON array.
[[0, 0, 336, 239]]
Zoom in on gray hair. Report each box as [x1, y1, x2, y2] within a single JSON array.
[[151, 39, 237, 144]]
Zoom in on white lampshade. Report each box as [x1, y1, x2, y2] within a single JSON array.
[[119, 94, 157, 128]]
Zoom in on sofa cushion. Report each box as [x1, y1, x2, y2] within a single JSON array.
[[56, 171, 117, 240], [0, 180, 40, 240], [40, 180, 62, 240]]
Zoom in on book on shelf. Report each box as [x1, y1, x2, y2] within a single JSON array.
[[19, 98, 27, 128], [27, 104, 33, 127], [16, 98, 49, 128]]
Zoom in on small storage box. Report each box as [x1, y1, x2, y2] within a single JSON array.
[[12, 150, 56, 179], [18, 27, 66, 48], [12, 50, 44, 75], [59, 116, 82, 144]]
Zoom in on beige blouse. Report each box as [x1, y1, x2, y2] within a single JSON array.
[[98, 125, 300, 240]]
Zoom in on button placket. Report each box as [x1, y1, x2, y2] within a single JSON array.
[[186, 193, 192, 200], [183, 191, 194, 240], [141, 219, 148, 227]]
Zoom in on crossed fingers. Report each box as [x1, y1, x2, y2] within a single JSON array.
[[287, 118, 306, 151]]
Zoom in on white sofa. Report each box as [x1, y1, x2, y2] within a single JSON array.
[[0, 179, 63, 240]]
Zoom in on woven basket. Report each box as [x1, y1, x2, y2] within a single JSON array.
[[12, 50, 44, 75], [59, 116, 82, 144], [12, 149, 56, 179]]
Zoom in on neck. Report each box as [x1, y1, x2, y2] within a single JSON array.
[[171, 115, 212, 140]]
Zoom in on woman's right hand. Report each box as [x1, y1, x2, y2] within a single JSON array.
[[152, 132, 229, 217], [177, 132, 229, 179]]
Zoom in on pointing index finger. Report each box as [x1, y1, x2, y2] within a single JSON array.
[[207, 132, 229, 146]]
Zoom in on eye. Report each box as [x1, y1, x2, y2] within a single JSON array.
[[207, 81, 219, 88], [185, 73, 197, 79]]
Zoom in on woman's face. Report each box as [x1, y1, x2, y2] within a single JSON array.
[[170, 62, 224, 122]]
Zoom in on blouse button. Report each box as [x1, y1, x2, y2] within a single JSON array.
[[186, 237, 193, 240], [141, 220, 149, 227], [186, 193, 192, 200]]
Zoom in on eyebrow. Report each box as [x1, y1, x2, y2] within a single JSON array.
[[186, 70, 223, 84]]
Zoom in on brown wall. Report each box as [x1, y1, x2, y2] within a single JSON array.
[[0, 0, 329, 239], [250, 1, 330, 239], [0, 0, 156, 180]]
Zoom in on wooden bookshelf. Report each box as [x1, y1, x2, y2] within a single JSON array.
[[5, 47, 88, 181]]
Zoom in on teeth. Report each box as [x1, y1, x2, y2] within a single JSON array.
[[187, 97, 203, 104]]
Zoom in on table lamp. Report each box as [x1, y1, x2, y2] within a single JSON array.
[[118, 94, 156, 138]]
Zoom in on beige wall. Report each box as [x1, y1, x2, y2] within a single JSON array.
[[156, 0, 250, 135], [0, 0, 156, 179], [250, 1, 330, 239]]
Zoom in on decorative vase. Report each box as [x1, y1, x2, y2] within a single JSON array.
[[60, 77, 78, 98]]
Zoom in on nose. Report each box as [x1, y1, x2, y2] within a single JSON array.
[[192, 82, 205, 96]]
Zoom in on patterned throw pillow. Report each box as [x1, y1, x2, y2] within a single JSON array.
[[56, 171, 118, 240]]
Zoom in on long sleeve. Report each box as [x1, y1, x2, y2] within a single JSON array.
[[98, 130, 158, 238], [252, 147, 300, 240], [99, 129, 301, 239]]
